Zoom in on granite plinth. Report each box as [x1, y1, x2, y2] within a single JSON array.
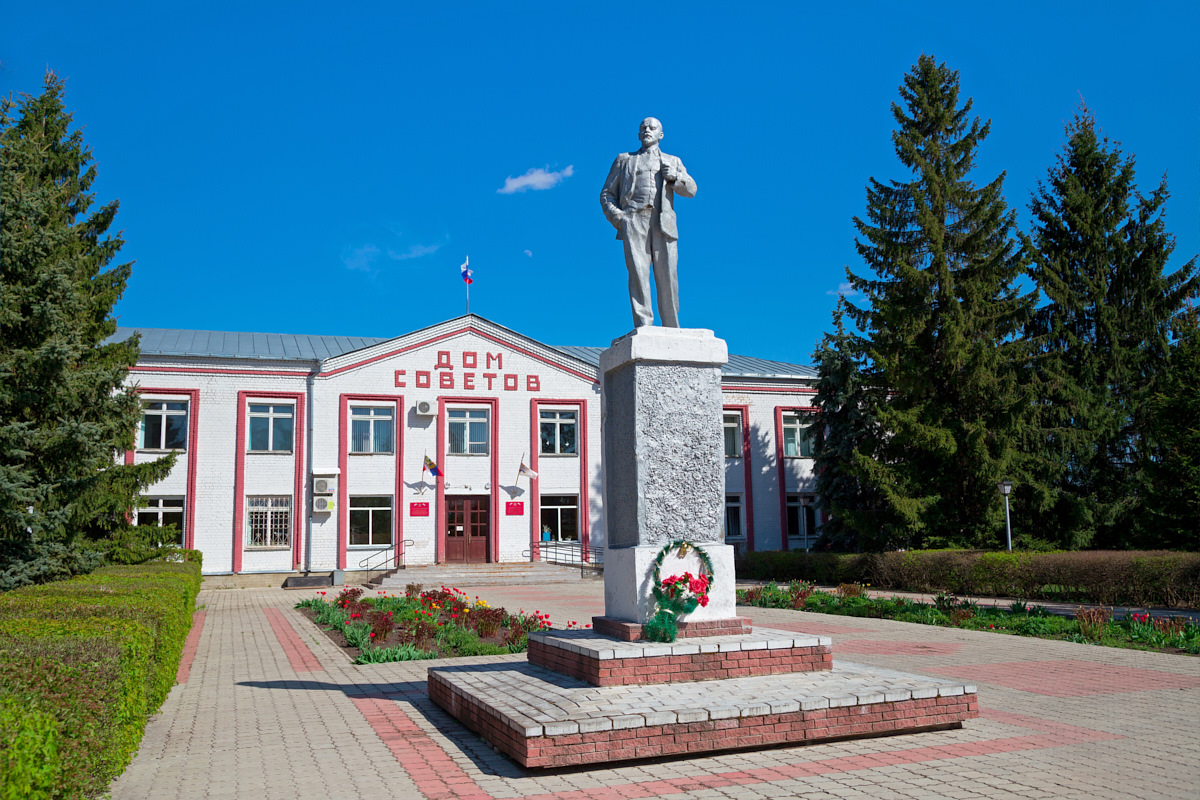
[[428, 658, 979, 768], [600, 328, 727, 550], [529, 627, 832, 686]]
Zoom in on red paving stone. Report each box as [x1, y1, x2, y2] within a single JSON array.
[[750, 618, 874, 635], [263, 607, 324, 673], [933, 659, 1200, 696], [175, 609, 206, 684], [837, 640, 964, 656]]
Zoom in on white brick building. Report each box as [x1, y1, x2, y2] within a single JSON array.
[[117, 315, 820, 578]]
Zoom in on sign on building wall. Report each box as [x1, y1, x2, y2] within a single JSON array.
[[393, 350, 542, 392]]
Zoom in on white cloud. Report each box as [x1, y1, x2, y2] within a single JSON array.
[[523, 249, 533, 257], [342, 244, 380, 272], [827, 282, 861, 298], [387, 243, 442, 261], [497, 165, 574, 194]]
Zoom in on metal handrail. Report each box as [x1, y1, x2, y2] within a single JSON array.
[[526, 540, 604, 571], [358, 540, 414, 571]]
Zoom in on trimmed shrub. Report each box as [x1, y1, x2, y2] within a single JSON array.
[[738, 549, 1200, 608], [0, 558, 201, 800], [0, 696, 60, 800]]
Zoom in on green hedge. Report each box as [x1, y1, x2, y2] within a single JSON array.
[[736, 550, 1200, 608], [0, 558, 201, 800]]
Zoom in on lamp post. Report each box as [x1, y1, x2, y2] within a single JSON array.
[[997, 480, 1013, 552]]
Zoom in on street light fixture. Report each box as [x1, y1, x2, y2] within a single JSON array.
[[997, 480, 1013, 553]]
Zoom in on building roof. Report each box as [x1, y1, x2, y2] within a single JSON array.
[[111, 327, 387, 362], [111, 323, 816, 379]]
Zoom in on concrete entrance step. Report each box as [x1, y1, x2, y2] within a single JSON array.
[[376, 561, 586, 588]]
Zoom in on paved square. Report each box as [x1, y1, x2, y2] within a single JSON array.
[[109, 581, 1200, 799], [931, 659, 1200, 697]]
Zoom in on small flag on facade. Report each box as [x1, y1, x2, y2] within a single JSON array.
[[460, 256, 473, 285], [423, 455, 441, 477], [518, 460, 538, 480]]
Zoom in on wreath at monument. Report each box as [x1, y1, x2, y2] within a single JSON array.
[[644, 540, 715, 643]]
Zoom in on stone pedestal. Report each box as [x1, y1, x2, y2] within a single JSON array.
[[599, 327, 731, 626], [428, 326, 980, 768], [602, 543, 736, 623]]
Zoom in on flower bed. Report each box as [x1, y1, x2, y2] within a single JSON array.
[[295, 585, 584, 664], [738, 581, 1200, 655]]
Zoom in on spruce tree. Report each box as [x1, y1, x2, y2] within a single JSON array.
[[811, 299, 897, 550], [1023, 107, 1199, 548], [0, 73, 173, 584], [842, 55, 1033, 549], [1136, 306, 1200, 549]]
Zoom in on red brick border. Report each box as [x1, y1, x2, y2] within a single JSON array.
[[429, 673, 979, 768], [592, 615, 753, 641], [528, 637, 832, 686], [175, 609, 206, 684], [263, 608, 324, 673]]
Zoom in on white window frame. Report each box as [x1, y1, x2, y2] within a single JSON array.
[[348, 495, 393, 547], [350, 406, 394, 454], [136, 496, 185, 544], [724, 494, 744, 540], [246, 496, 291, 549], [539, 409, 578, 455], [140, 400, 188, 451], [448, 408, 489, 455], [247, 404, 294, 453], [723, 413, 742, 459], [540, 494, 579, 542], [786, 493, 818, 550], [782, 413, 814, 458]]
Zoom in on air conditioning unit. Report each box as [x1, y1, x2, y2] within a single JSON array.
[[312, 476, 337, 495], [312, 496, 336, 513], [415, 400, 435, 416]]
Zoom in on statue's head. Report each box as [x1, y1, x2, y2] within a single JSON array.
[[639, 117, 664, 148]]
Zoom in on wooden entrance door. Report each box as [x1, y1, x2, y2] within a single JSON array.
[[445, 496, 490, 563]]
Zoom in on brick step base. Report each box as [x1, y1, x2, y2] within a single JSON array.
[[429, 660, 979, 769], [592, 615, 753, 641], [529, 628, 832, 687]]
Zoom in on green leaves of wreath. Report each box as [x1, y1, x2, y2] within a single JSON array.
[[644, 540, 715, 643]]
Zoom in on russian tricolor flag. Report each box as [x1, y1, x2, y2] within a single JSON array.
[[460, 257, 473, 285]]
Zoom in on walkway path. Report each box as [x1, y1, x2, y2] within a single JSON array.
[[110, 581, 1200, 799]]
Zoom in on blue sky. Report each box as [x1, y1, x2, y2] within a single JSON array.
[[4, 1, 1197, 365]]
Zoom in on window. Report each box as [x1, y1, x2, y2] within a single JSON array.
[[723, 413, 742, 458], [248, 404, 293, 452], [246, 496, 291, 548], [136, 497, 184, 544], [786, 493, 818, 550], [141, 401, 188, 450], [349, 496, 393, 546], [350, 407, 394, 454], [725, 494, 743, 540], [540, 410, 577, 455], [448, 409, 488, 455], [540, 495, 578, 542], [782, 413, 813, 458]]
